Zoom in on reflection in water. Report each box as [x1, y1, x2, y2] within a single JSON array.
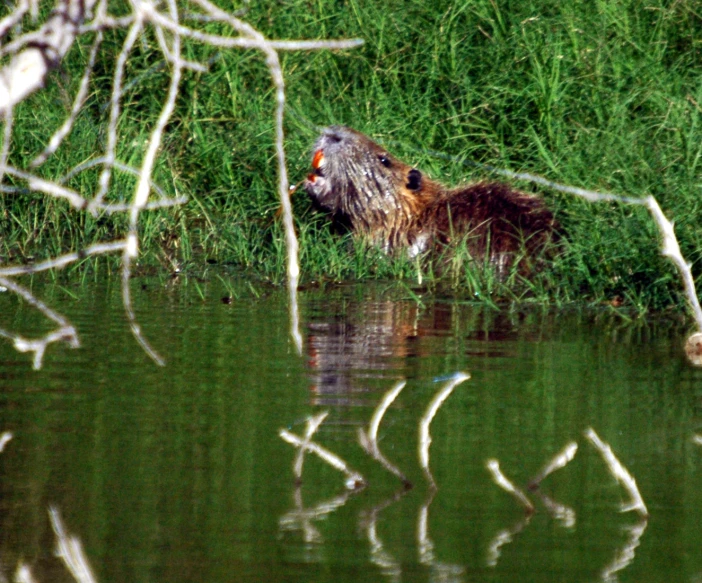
[[283, 365, 653, 580], [11, 506, 96, 583], [418, 490, 466, 583], [601, 519, 648, 582], [486, 515, 532, 568], [279, 486, 355, 562], [535, 490, 576, 528], [3, 281, 700, 583], [307, 300, 421, 402], [359, 489, 409, 583], [306, 297, 513, 403]]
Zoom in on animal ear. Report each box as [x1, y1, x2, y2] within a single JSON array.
[[406, 168, 422, 191]]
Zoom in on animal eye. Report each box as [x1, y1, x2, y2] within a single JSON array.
[[406, 168, 422, 191], [379, 154, 392, 168]]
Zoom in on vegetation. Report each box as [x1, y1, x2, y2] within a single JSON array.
[[1, 0, 701, 311]]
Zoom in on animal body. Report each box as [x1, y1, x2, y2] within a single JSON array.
[[304, 126, 556, 270]]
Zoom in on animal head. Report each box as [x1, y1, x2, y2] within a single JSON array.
[[304, 126, 428, 234]]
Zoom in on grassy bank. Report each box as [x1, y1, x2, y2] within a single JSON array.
[[1, 0, 701, 311]]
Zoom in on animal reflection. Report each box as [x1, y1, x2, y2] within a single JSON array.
[[306, 299, 515, 404]]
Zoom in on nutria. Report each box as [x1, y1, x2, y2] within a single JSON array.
[[304, 126, 556, 271]]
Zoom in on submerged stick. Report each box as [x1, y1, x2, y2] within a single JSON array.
[[14, 563, 37, 583], [0, 431, 12, 452], [584, 428, 648, 518], [418, 372, 470, 488], [529, 441, 578, 489], [293, 412, 328, 481], [359, 381, 411, 486], [280, 428, 365, 489], [486, 459, 535, 514], [49, 507, 97, 583]]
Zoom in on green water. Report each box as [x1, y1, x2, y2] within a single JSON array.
[[1, 278, 702, 582]]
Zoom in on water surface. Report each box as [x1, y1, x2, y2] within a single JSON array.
[[0, 277, 701, 582]]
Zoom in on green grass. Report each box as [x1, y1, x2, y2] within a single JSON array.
[[1, 0, 701, 311]]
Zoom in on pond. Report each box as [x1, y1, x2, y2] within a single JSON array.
[[1, 276, 702, 582]]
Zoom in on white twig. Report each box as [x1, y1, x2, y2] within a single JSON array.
[[30, 31, 103, 168], [119, 0, 183, 367], [280, 428, 365, 489], [535, 491, 576, 528], [0, 241, 126, 276], [529, 441, 578, 489], [14, 563, 37, 583], [49, 507, 98, 583], [0, 431, 12, 452], [491, 165, 702, 336], [292, 412, 328, 480], [486, 459, 535, 513], [644, 196, 702, 331], [0, 0, 363, 367], [279, 487, 353, 543], [486, 516, 530, 568], [418, 373, 470, 488], [0, 105, 13, 186], [359, 381, 410, 485], [417, 489, 466, 578], [0, 276, 79, 369], [0, 0, 101, 114], [584, 428, 648, 518], [0, 0, 31, 39], [1, 164, 87, 208]]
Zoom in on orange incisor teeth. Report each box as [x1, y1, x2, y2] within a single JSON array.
[[307, 173, 317, 183], [312, 149, 325, 170]]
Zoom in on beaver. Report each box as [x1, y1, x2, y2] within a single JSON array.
[[304, 126, 556, 271]]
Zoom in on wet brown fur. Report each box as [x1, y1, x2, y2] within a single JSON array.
[[304, 126, 556, 267]]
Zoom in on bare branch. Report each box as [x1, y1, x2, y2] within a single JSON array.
[[94, 18, 143, 210], [0, 0, 363, 366], [280, 427, 365, 489], [486, 459, 535, 513], [0, 431, 12, 452], [30, 31, 104, 168], [601, 519, 648, 582], [644, 196, 702, 331], [0, 0, 100, 114], [49, 507, 97, 583], [487, 165, 702, 340], [0, 106, 13, 186], [0, 0, 32, 39], [14, 563, 37, 583], [418, 373, 470, 488], [529, 441, 578, 489], [292, 412, 328, 480], [584, 427, 648, 518], [0, 241, 126, 276], [359, 380, 411, 486]]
